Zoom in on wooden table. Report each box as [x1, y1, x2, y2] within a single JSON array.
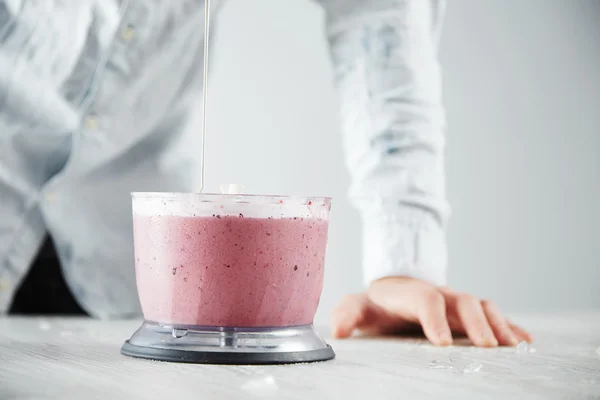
[[1, 312, 599, 399]]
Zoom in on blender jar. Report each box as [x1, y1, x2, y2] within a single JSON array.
[[121, 192, 335, 364]]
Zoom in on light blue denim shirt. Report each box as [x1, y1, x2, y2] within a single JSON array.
[[0, 0, 448, 318]]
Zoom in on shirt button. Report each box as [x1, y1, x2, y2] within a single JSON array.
[[46, 192, 56, 202], [83, 115, 99, 130], [0, 279, 9, 290], [120, 25, 136, 41]]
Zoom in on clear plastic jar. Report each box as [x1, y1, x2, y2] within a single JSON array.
[[131, 192, 332, 328]]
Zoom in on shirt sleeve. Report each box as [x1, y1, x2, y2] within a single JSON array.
[[320, 0, 450, 286]]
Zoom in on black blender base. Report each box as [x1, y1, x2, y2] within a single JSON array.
[[121, 341, 336, 365]]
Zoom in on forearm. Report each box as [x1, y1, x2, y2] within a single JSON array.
[[323, 0, 449, 286]]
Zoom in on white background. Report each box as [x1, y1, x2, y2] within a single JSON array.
[[197, 0, 600, 322]]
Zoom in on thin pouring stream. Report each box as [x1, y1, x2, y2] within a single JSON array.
[[198, 0, 211, 193]]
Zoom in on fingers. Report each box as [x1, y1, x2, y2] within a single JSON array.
[[417, 291, 453, 346], [452, 294, 498, 347], [332, 279, 531, 349], [446, 314, 466, 335], [508, 322, 534, 343], [373, 279, 453, 346], [444, 289, 532, 347], [331, 294, 368, 339], [481, 300, 519, 346]]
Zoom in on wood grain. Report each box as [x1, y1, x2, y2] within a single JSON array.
[[1, 312, 599, 399]]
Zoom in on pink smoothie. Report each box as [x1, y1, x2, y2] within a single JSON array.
[[133, 214, 329, 327]]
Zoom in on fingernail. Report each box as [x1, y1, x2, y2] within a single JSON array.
[[482, 333, 498, 347], [439, 333, 453, 346], [332, 326, 352, 339], [525, 332, 534, 343]]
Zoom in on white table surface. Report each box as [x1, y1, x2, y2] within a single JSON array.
[[1, 312, 599, 400]]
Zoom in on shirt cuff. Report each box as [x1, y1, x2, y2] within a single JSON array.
[[361, 209, 447, 287]]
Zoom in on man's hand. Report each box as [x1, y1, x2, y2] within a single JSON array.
[[332, 276, 533, 347]]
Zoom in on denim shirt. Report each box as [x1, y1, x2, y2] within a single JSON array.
[[0, 0, 448, 318]]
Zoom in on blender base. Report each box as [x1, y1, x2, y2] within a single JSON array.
[[121, 341, 335, 364], [121, 322, 335, 365]]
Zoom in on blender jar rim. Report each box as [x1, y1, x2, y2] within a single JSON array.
[[131, 192, 332, 204]]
